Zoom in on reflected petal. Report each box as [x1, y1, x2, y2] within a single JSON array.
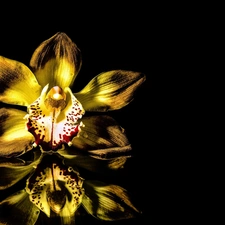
[[0, 108, 34, 157], [0, 150, 41, 190], [75, 70, 146, 111], [0, 56, 42, 106], [82, 180, 140, 221], [0, 190, 40, 225], [30, 32, 82, 89]]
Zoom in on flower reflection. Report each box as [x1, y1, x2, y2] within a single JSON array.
[[0, 32, 146, 158], [26, 153, 84, 218], [0, 151, 140, 225]]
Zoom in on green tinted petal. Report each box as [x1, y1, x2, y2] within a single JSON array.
[[75, 70, 146, 111], [82, 180, 140, 221], [0, 190, 40, 225], [30, 32, 82, 89], [0, 56, 42, 106], [0, 108, 34, 157]]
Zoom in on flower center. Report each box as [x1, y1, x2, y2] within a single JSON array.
[[25, 84, 85, 151], [44, 86, 67, 111]]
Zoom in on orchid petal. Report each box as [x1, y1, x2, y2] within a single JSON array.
[[0, 56, 42, 106], [0, 108, 34, 157], [75, 70, 146, 111], [30, 32, 82, 89], [60, 153, 131, 174], [68, 115, 131, 153], [59, 115, 132, 170], [0, 152, 41, 190], [0, 190, 40, 225], [82, 180, 140, 221]]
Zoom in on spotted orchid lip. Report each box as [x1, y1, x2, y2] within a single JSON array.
[[25, 84, 85, 151]]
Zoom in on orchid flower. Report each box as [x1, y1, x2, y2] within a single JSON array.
[[0, 32, 146, 161], [0, 151, 140, 225]]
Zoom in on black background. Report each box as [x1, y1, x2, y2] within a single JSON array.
[[0, 5, 154, 225]]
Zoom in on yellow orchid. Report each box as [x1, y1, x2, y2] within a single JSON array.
[[0, 32, 146, 224], [0, 150, 140, 225], [0, 32, 146, 159]]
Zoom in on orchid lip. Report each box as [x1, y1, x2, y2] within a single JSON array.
[[25, 85, 85, 151]]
